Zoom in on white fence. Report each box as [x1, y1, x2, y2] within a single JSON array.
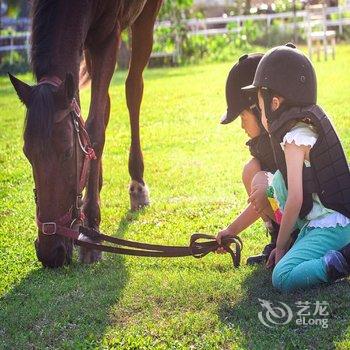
[[156, 5, 350, 36], [1, 5, 350, 62]]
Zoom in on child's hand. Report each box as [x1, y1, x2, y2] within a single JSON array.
[[248, 185, 269, 213], [266, 247, 287, 268], [216, 228, 234, 254], [275, 247, 288, 265]]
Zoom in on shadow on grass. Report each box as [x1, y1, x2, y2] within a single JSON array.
[[0, 210, 142, 349], [218, 266, 350, 349]]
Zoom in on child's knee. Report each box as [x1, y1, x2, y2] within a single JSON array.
[[251, 170, 269, 190], [272, 263, 284, 292], [242, 158, 261, 189], [272, 261, 293, 293]]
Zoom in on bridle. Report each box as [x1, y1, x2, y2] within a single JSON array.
[[35, 76, 96, 238], [32, 77, 243, 268]]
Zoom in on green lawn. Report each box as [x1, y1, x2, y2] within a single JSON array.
[[1, 45, 350, 350]]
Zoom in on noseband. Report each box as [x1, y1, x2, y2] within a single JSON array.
[[35, 76, 96, 237], [32, 77, 243, 268]]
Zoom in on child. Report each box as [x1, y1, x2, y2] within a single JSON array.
[[222, 53, 282, 265], [218, 44, 350, 293]]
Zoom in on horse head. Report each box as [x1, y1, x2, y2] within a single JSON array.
[[9, 72, 84, 267]]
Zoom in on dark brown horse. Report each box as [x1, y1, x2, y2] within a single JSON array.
[[9, 0, 163, 267]]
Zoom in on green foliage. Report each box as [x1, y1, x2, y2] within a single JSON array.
[[153, 26, 175, 54], [154, 0, 256, 64], [331, 11, 350, 41], [252, 20, 302, 47], [1, 45, 350, 349], [0, 51, 30, 75], [152, 5, 304, 65], [224, 0, 249, 16], [273, 0, 304, 13], [178, 20, 258, 64], [179, 34, 208, 63], [339, 25, 350, 41], [158, 0, 194, 21]]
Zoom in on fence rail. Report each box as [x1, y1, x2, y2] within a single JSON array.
[[158, 5, 350, 36], [1, 5, 350, 61]]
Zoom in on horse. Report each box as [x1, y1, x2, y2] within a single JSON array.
[[9, 0, 163, 268]]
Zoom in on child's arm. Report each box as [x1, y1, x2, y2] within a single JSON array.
[[216, 203, 260, 245], [275, 142, 308, 262]]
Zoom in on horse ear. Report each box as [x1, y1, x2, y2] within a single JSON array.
[[8, 73, 33, 107], [64, 72, 75, 102]]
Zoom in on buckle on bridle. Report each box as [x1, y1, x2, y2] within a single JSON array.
[[42, 222, 57, 235]]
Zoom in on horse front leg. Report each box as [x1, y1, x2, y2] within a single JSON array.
[[80, 37, 117, 264], [126, 0, 162, 211]]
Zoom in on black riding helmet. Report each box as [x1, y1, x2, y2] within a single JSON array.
[[242, 44, 317, 122], [221, 53, 263, 124]]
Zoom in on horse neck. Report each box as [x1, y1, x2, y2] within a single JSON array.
[[31, 0, 91, 83]]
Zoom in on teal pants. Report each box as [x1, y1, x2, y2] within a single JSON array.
[[272, 224, 350, 293]]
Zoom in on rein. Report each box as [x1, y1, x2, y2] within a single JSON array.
[[34, 77, 243, 268]]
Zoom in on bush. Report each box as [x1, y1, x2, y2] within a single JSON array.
[[0, 51, 30, 75], [252, 20, 304, 47], [177, 20, 258, 64], [153, 26, 176, 54]]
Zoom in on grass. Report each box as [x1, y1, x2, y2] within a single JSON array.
[[1, 45, 350, 350]]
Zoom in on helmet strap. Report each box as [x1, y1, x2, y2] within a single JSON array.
[[251, 105, 264, 130], [261, 88, 274, 125]]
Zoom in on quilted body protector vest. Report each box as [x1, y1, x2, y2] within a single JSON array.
[[246, 132, 278, 173], [269, 104, 350, 219]]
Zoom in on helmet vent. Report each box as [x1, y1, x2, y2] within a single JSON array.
[[285, 42, 296, 49], [239, 54, 248, 62]]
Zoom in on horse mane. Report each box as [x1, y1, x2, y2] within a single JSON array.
[[24, 85, 55, 147], [30, 0, 59, 78]]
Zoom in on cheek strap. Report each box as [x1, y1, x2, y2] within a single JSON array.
[[261, 88, 274, 125]]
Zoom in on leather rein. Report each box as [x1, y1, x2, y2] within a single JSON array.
[[33, 77, 243, 268]]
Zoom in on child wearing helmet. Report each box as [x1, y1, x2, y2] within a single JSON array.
[[218, 44, 350, 293], [221, 53, 282, 265]]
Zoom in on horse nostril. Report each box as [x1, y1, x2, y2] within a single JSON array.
[[35, 241, 67, 268], [52, 245, 67, 268]]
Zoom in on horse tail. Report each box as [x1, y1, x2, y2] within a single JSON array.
[[79, 49, 92, 89]]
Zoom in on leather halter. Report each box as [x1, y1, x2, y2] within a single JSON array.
[[35, 76, 96, 237], [33, 77, 243, 268]]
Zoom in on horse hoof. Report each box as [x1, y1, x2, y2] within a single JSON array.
[[78, 234, 102, 264], [129, 180, 150, 211]]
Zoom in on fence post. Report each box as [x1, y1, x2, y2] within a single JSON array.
[[26, 32, 30, 61], [293, 0, 298, 43], [10, 36, 13, 65], [174, 28, 180, 64], [267, 15, 271, 46]]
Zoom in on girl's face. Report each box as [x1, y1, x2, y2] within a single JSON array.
[[240, 109, 261, 138]]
